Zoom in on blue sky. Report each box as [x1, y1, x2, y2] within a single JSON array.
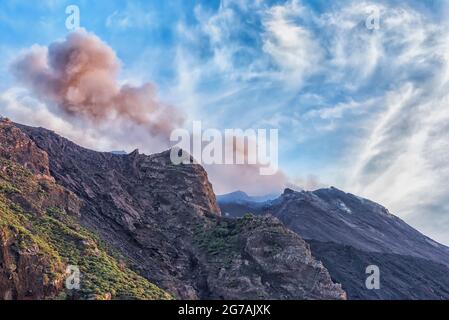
[[1, 0, 449, 245]]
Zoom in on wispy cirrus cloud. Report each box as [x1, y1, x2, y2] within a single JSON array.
[[106, 4, 157, 30], [328, 2, 449, 245]]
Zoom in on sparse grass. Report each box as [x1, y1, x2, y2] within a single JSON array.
[[0, 182, 21, 195], [35, 208, 172, 300], [0, 194, 63, 277]]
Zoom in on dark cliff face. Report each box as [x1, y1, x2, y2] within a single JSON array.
[[218, 188, 449, 300], [10, 121, 345, 300], [6, 116, 449, 300]]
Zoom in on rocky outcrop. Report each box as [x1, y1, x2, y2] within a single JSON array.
[[196, 215, 345, 299], [15, 121, 346, 300]]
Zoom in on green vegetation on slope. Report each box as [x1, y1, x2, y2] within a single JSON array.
[[194, 213, 257, 265], [0, 158, 171, 300]]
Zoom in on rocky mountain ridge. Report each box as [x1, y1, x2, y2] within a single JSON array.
[[0, 119, 346, 300], [218, 188, 449, 299]]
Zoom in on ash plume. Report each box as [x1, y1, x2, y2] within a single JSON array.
[[11, 29, 184, 138]]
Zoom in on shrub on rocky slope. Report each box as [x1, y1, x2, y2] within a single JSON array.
[[0, 119, 171, 300]]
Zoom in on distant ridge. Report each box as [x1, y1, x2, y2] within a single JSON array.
[[217, 190, 279, 204], [109, 150, 128, 155]]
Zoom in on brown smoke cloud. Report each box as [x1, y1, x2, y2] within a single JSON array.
[[206, 163, 289, 196], [201, 133, 289, 196], [11, 29, 183, 138], [206, 134, 323, 195]]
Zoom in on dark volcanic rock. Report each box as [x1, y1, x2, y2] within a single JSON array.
[[218, 191, 275, 218], [309, 240, 449, 300], [16, 122, 346, 300], [196, 215, 345, 299], [217, 188, 449, 299], [267, 188, 449, 266]]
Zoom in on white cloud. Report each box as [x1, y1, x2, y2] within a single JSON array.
[[106, 4, 156, 29], [254, 0, 449, 244], [346, 81, 449, 245], [262, 0, 323, 84], [304, 97, 379, 120], [341, 6, 449, 244]]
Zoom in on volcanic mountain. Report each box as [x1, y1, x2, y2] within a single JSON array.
[[0, 118, 345, 300], [3, 116, 449, 300], [218, 188, 449, 299]]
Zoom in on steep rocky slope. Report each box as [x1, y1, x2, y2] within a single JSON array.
[[218, 188, 449, 299], [308, 240, 449, 300], [268, 188, 449, 266], [4, 120, 346, 300], [0, 119, 171, 300]]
